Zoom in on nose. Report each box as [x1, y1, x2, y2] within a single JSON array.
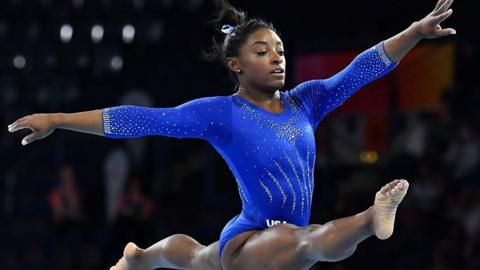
[[272, 52, 284, 65]]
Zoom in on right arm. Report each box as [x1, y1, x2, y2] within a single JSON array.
[[54, 110, 104, 136], [8, 96, 230, 145], [8, 110, 104, 145]]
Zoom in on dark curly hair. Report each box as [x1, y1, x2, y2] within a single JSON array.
[[203, 0, 279, 89]]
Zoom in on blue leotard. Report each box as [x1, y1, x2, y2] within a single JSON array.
[[102, 41, 397, 258]]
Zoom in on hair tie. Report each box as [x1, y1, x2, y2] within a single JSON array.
[[221, 24, 236, 35]]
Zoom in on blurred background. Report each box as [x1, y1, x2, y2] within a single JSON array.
[[1, 0, 478, 269]]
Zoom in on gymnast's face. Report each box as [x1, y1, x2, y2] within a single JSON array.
[[229, 28, 286, 93]]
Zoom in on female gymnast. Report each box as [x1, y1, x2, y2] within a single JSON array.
[[8, 0, 455, 269]]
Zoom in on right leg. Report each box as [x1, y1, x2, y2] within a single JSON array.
[[222, 209, 376, 270], [304, 179, 410, 261], [221, 179, 409, 270], [110, 234, 222, 270], [304, 207, 374, 262]]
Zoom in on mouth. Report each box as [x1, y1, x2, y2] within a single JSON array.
[[270, 68, 285, 74], [270, 68, 285, 79]]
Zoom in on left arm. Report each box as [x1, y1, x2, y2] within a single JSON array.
[[384, 0, 456, 62], [289, 0, 456, 128]]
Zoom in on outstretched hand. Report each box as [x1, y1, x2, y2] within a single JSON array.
[[415, 0, 456, 39], [8, 114, 55, 145]]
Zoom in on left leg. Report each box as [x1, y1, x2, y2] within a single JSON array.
[[110, 235, 222, 270]]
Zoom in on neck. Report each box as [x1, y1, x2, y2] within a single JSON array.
[[235, 87, 277, 102], [234, 86, 284, 113]]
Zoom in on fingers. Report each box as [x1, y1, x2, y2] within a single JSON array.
[[7, 123, 17, 132], [22, 133, 38, 146], [445, 28, 457, 35], [432, 9, 454, 25], [7, 115, 41, 146], [433, 0, 454, 16], [8, 121, 33, 133], [436, 27, 457, 37], [8, 121, 20, 131], [8, 116, 30, 132], [433, 0, 448, 11]]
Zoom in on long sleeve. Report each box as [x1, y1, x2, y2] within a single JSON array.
[[288, 41, 397, 129], [102, 96, 232, 144]]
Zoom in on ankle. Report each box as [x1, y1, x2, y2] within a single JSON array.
[[365, 206, 375, 235]]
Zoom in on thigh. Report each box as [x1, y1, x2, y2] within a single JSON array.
[[222, 224, 317, 270], [192, 241, 223, 270]]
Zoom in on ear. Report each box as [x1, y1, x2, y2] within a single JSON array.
[[227, 57, 241, 74]]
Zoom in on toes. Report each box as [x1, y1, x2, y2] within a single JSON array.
[[395, 180, 409, 192], [391, 180, 402, 188], [381, 183, 394, 194], [392, 180, 408, 190], [379, 179, 410, 196], [380, 184, 390, 194]]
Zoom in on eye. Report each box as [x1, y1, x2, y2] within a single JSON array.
[[277, 50, 285, 56], [256, 51, 267, 56]]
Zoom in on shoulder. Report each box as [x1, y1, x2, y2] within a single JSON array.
[[177, 95, 232, 109], [186, 95, 231, 105], [283, 80, 327, 99]]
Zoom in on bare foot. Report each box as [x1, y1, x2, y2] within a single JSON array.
[[372, 179, 409, 240], [110, 242, 150, 270]]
